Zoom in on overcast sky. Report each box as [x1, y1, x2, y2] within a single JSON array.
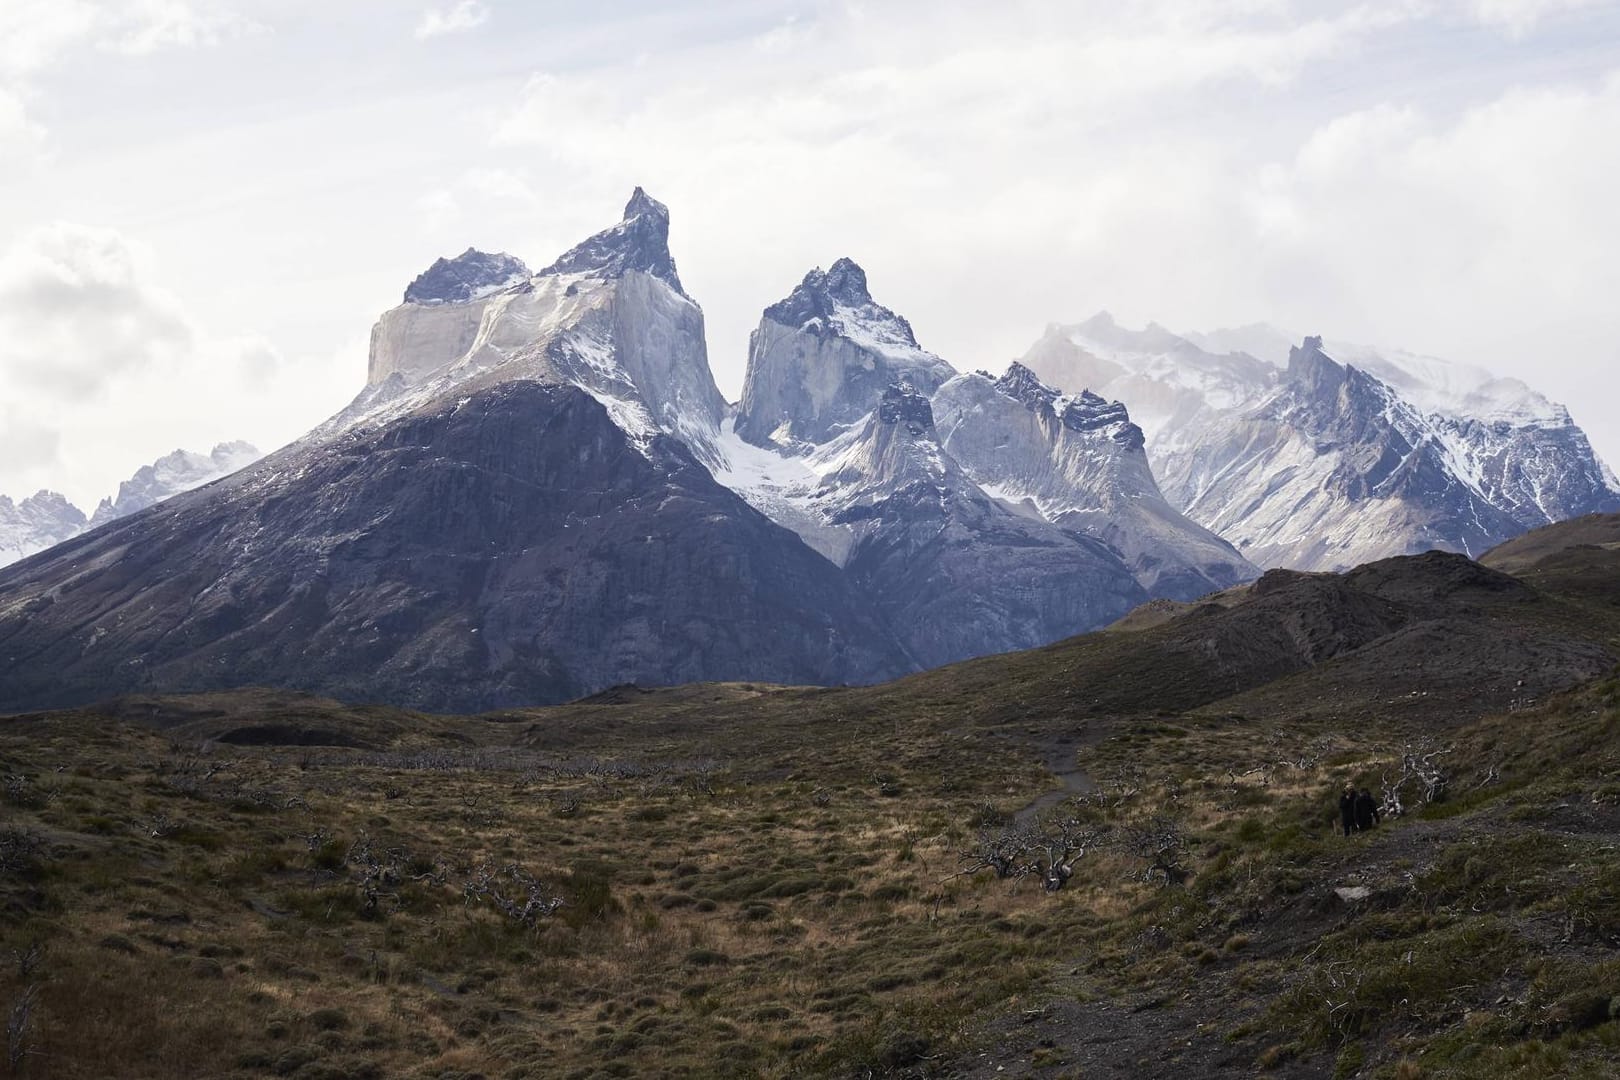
[[3, 0, 1620, 508]]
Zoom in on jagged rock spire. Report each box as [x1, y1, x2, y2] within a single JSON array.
[[996, 361, 1060, 410], [1286, 335, 1350, 395], [539, 186, 686, 296], [763, 257, 919, 347]]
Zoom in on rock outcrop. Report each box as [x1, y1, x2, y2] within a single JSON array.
[[364, 189, 727, 466], [933, 363, 1255, 599], [803, 383, 1147, 668], [404, 249, 530, 305], [734, 259, 954, 447]]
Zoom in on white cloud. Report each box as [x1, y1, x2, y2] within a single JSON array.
[[415, 1, 490, 41], [0, 86, 45, 160], [0, 0, 99, 77], [1239, 73, 1620, 400], [412, 167, 538, 235], [99, 0, 263, 56], [0, 403, 62, 482], [0, 223, 358, 508], [486, 2, 1429, 385], [479, 3, 1620, 474], [1467, 0, 1600, 37], [5, 2, 1620, 504], [0, 223, 194, 397], [0, 0, 256, 166]]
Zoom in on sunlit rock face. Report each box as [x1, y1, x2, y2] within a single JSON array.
[[364, 188, 727, 466], [735, 258, 955, 449]]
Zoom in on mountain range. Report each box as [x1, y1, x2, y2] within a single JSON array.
[[0, 189, 1615, 711], [0, 441, 261, 568], [1023, 316, 1619, 569]]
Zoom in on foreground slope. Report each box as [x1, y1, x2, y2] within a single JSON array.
[[7, 529, 1620, 1079]]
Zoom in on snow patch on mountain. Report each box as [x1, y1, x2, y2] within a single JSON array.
[[1024, 314, 1619, 570], [1188, 322, 1574, 428]]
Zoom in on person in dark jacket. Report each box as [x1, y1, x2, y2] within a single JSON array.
[[1339, 784, 1357, 837], [1355, 788, 1380, 831]]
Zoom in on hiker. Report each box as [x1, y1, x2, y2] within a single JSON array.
[[1339, 784, 1357, 837], [1355, 788, 1380, 831]]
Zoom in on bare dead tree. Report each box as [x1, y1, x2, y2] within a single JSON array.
[[686, 761, 721, 797], [958, 828, 1028, 882], [1119, 816, 1188, 887], [1379, 739, 1453, 817], [953, 816, 1108, 892], [343, 835, 441, 916], [1264, 731, 1332, 773], [9, 946, 43, 982], [462, 863, 565, 926], [6, 984, 40, 1075], [1032, 817, 1108, 891], [1465, 761, 1502, 794]]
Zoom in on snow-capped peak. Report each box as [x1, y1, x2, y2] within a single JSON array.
[[736, 259, 955, 448], [539, 186, 686, 297], [362, 190, 726, 468], [994, 361, 1058, 408], [90, 441, 263, 526], [1322, 340, 1569, 428], [404, 249, 530, 305], [0, 442, 262, 569], [763, 257, 931, 362]]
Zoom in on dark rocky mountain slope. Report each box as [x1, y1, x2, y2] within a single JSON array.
[[0, 382, 909, 713]]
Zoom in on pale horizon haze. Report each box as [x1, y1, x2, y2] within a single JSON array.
[[3, 0, 1620, 509]]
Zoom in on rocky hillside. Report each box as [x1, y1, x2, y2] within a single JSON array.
[[8, 530, 1620, 1078], [0, 381, 907, 712]]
